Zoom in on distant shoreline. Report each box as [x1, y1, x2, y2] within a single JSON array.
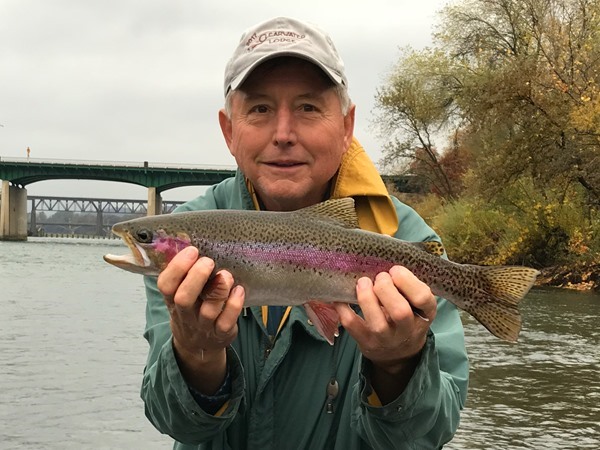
[[537, 263, 600, 292]]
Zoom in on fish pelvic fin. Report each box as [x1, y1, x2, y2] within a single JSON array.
[[466, 266, 540, 343], [295, 198, 359, 229], [303, 301, 341, 345]]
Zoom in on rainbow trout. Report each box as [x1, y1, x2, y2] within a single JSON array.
[[104, 198, 539, 343]]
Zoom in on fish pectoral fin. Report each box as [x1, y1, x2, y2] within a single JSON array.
[[303, 301, 341, 345]]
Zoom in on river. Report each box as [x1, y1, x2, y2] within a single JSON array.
[[1, 238, 598, 449]]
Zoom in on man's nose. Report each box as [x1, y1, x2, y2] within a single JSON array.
[[273, 108, 297, 147]]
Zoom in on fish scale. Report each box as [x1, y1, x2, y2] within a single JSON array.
[[104, 198, 540, 343]]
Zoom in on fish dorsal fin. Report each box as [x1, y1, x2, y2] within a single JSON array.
[[295, 198, 359, 229], [411, 240, 446, 256]]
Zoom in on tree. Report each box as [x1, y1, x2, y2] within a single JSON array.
[[374, 48, 466, 200], [376, 0, 599, 203], [375, 0, 600, 266], [436, 0, 600, 206]]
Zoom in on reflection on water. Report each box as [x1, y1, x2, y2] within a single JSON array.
[[0, 239, 598, 449], [448, 288, 600, 449]]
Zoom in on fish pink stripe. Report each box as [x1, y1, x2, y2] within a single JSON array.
[[206, 241, 393, 275]]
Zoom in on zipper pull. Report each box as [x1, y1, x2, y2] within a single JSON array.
[[326, 378, 339, 414]]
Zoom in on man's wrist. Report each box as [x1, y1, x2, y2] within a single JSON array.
[[367, 338, 427, 404], [189, 367, 232, 415], [172, 340, 228, 395]]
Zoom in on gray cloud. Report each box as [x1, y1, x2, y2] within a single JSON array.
[[1, 0, 445, 199]]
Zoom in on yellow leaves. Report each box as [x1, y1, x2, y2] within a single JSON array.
[[570, 96, 600, 133], [568, 229, 591, 256], [556, 80, 569, 93]]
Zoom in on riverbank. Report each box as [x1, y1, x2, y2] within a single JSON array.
[[537, 263, 600, 292]]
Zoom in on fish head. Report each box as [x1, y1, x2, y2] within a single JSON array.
[[103, 217, 192, 276]]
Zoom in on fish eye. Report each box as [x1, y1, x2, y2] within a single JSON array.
[[135, 229, 153, 243]]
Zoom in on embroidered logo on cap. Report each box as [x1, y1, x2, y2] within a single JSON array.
[[245, 29, 307, 51]]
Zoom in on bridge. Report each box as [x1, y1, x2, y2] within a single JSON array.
[[0, 157, 417, 240], [28, 195, 186, 237], [0, 157, 236, 240]]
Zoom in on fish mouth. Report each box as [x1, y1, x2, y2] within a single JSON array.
[[103, 230, 159, 276]]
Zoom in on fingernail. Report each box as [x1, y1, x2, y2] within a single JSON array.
[[199, 256, 214, 268], [181, 246, 198, 260], [357, 277, 372, 290], [232, 285, 244, 297], [375, 272, 389, 282], [414, 310, 430, 322], [389, 265, 404, 276]]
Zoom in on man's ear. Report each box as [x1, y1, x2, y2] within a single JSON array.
[[343, 104, 356, 150], [219, 109, 233, 151]]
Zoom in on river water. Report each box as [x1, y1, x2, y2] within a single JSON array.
[[1, 238, 598, 449]]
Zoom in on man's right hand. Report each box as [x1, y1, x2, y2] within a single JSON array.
[[157, 246, 245, 394]]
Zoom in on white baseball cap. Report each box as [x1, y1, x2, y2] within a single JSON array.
[[223, 17, 348, 96]]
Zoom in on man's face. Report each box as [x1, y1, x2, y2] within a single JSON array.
[[219, 58, 355, 211]]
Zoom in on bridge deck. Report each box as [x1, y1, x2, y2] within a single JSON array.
[[0, 157, 237, 192]]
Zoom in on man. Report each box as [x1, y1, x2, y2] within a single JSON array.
[[141, 17, 468, 449]]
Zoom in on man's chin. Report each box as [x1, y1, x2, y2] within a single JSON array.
[[259, 189, 318, 211]]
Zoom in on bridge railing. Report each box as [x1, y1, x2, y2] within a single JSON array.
[[0, 156, 237, 171]]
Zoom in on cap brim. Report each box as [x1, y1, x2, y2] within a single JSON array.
[[227, 51, 344, 94]]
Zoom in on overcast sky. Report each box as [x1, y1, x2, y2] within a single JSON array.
[[1, 0, 448, 200]]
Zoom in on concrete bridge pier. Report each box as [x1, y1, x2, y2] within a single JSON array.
[[0, 180, 28, 241], [147, 187, 163, 216]]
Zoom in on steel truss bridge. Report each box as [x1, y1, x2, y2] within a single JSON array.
[[0, 157, 236, 240], [28, 195, 186, 237]]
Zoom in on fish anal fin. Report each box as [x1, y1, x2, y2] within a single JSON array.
[[295, 198, 359, 229], [303, 301, 341, 345]]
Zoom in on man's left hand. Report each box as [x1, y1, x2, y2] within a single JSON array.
[[334, 265, 437, 403]]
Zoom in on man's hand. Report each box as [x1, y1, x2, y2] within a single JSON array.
[[157, 246, 245, 394], [334, 265, 437, 404]]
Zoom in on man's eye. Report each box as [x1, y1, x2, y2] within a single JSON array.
[[250, 105, 269, 114], [301, 104, 317, 112]]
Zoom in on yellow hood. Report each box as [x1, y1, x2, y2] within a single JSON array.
[[330, 137, 398, 235]]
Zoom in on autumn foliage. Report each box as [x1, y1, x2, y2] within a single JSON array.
[[376, 0, 600, 268]]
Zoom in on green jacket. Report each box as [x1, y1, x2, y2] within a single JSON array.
[[141, 171, 469, 449]]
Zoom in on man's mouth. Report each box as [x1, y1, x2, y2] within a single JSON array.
[[266, 160, 304, 168]]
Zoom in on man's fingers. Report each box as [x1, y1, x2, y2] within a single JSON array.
[[357, 276, 399, 332], [197, 271, 235, 324], [202, 270, 234, 302], [388, 266, 437, 322], [333, 302, 369, 342], [173, 257, 215, 309], [157, 246, 200, 299], [214, 285, 245, 335]]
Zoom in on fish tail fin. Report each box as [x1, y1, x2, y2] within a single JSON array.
[[465, 266, 540, 343]]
